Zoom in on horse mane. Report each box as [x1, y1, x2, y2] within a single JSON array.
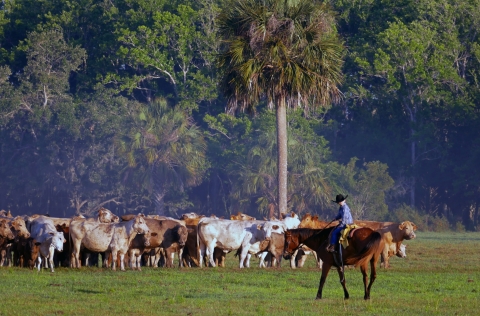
[[291, 227, 334, 242]]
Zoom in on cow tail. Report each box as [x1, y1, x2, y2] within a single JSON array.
[[69, 221, 73, 267], [345, 231, 384, 267], [196, 219, 202, 266]]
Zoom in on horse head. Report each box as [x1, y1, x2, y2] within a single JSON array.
[[283, 230, 300, 259]]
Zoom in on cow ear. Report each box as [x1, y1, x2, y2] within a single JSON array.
[[411, 222, 417, 230], [272, 225, 279, 230], [399, 222, 405, 230], [257, 224, 263, 230], [312, 215, 318, 221]]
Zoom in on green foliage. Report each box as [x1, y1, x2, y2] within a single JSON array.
[[116, 98, 208, 215]]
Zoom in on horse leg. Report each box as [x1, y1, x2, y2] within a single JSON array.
[[336, 266, 349, 299], [365, 258, 377, 300], [360, 262, 370, 300], [316, 263, 332, 300]]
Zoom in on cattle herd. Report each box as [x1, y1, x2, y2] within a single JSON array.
[[0, 208, 417, 272]]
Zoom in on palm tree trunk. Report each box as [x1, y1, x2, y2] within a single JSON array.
[[276, 102, 288, 218], [152, 165, 167, 216]]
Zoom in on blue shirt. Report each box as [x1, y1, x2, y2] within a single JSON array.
[[334, 203, 353, 225]]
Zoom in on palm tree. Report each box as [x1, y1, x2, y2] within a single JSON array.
[[217, 0, 344, 217], [116, 99, 207, 215]]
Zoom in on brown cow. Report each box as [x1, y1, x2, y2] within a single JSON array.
[[128, 218, 188, 270], [0, 216, 31, 266], [0, 219, 16, 266], [299, 213, 339, 229], [230, 212, 256, 220], [354, 220, 416, 268], [13, 237, 40, 269], [0, 210, 12, 218]]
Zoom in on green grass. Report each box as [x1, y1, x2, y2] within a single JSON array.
[[0, 232, 479, 315]]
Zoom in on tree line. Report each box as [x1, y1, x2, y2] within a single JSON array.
[[0, 0, 478, 231]]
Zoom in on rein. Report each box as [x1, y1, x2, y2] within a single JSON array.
[[297, 219, 336, 248]]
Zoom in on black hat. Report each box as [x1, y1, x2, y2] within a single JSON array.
[[332, 194, 348, 203]]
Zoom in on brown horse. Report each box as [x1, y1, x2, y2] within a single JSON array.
[[284, 227, 384, 300]]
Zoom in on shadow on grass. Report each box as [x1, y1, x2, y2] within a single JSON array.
[[75, 289, 104, 294]]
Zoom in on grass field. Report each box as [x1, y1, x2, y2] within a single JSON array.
[[0, 232, 479, 315]]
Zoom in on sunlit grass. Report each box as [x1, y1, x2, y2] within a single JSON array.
[[0, 232, 479, 315]]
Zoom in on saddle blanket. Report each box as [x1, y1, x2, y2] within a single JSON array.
[[339, 224, 359, 249]]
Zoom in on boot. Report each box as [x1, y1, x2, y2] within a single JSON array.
[[326, 244, 336, 253]]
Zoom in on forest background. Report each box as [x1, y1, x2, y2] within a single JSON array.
[[0, 0, 479, 231]]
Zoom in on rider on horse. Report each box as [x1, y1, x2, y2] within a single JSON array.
[[326, 194, 353, 253]]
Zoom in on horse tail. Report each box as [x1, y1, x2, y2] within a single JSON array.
[[345, 231, 384, 267]]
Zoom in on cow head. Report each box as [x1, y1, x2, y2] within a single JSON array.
[[299, 213, 314, 228], [181, 212, 203, 220], [49, 231, 66, 252], [10, 216, 30, 238], [0, 219, 15, 240], [261, 221, 288, 240], [133, 214, 150, 235], [396, 243, 407, 258], [283, 215, 301, 229], [176, 225, 188, 247], [399, 221, 417, 240], [98, 207, 120, 223]]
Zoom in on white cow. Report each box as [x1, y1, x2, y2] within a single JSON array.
[[197, 218, 287, 268], [70, 214, 150, 271], [29, 216, 66, 272]]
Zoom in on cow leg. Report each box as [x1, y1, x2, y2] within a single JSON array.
[[381, 246, 390, 268], [0, 249, 5, 266], [119, 253, 126, 271], [258, 252, 268, 268], [198, 242, 206, 268], [37, 256, 42, 272], [136, 252, 143, 271], [111, 251, 117, 271], [48, 245, 55, 273], [275, 254, 282, 268], [177, 248, 184, 268], [72, 241, 82, 269], [205, 243, 216, 267], [238, 245, 251, 269], [103, 251, 111, 269], [170, 251, 175, 268], [129, 250, 137, 270], [316, 263, 332, 300], [85, 252, 91, 267], [290, 248, 298, 269], [311, 251, 322, 269]]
